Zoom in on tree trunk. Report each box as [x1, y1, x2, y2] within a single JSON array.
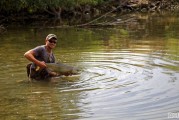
[[45, 7, 62, 19]]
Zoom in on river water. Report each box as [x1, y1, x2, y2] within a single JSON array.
[[0, 12, 179, 120]]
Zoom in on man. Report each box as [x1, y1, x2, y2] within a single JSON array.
[[24, 34, 58, 80]]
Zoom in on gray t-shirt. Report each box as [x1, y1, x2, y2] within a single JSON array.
[[31, 45, 55, 68]]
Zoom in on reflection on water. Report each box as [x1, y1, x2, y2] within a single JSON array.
[[0, 12, 179, 120]]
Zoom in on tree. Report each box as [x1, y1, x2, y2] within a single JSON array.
[[0, 0, 105, 18]]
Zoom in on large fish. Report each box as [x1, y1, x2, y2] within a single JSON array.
[[46, 62, 81, 76]]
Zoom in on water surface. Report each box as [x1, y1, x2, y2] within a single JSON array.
[[0, 12, 179, 120]]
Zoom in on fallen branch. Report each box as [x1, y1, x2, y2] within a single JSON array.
[[74, 6, 122, 27]]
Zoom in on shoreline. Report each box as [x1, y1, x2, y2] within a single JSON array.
[[0, 0, 179, 29]]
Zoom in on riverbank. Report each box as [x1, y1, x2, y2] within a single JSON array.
[[0, 0, 179, 29]]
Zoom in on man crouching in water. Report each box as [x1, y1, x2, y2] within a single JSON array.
[[24, 34, 59, 81]]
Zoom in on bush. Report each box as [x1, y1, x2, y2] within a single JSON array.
[[0, 0, 105, 15]]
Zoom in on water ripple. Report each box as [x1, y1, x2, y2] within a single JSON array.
[[68, 50, 179, 119]]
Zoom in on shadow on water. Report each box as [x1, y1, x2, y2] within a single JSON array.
[[0, 11, 179, 119]]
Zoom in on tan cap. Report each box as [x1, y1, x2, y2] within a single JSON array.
[[46, 34, 57, 40]]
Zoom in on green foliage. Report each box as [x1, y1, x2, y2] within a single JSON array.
[[0, 0, 26, 13], [74, 0, 104, 5], [0, 0, 105, 14]]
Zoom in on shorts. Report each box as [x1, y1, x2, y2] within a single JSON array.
[[26, 63, 50, 80]]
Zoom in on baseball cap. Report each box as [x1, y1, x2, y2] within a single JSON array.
[[46, 34, 57, 41]]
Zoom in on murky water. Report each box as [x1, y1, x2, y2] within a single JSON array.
[[0, 12, 179, 120]]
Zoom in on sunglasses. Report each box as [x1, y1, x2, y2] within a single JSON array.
[[48, 40, 57, 44]]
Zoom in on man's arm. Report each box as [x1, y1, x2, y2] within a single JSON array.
[[24, 50, 47, 68]]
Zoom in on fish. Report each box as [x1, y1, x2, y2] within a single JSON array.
[[46, 62, 81, 76]]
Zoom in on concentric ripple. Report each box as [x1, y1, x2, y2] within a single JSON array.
[[60, 50, 179, 120]]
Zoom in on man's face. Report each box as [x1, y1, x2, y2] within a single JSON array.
[[46, 38, 57, 49]]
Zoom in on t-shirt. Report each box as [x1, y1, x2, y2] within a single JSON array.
[[31, 45, 55, 69]]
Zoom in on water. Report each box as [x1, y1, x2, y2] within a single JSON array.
[[0, 12, 179, 120]]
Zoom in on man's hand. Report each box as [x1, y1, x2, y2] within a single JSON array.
[[38, 61, 47, 69], [24, 50, 47, 69]]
